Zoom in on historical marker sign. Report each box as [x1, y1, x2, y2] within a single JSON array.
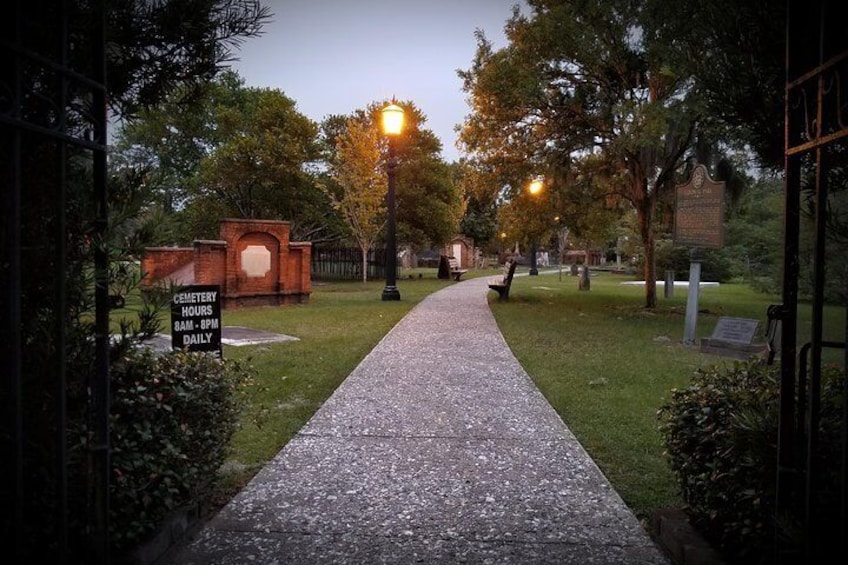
[[171, 285, 222, 356], [711, 317, 760, 345], [674, 164, 725, 249]]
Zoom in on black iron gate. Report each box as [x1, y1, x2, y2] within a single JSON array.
[[311, 244, 394, 281], [774, 1, 848, 562], [1, 1, 110, 563]]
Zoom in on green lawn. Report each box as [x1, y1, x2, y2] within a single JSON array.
[[490, 268, 844, 519], [490, 270, 774, 519]]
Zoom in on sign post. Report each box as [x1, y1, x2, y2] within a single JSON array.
[[683, 259, 701, 345], [674, 165, 724, 345], [171, 285, 222, 357]]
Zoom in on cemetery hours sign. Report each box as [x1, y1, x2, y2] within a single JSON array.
[[674, 164, 725, 249], [171, 285, 222, 356]]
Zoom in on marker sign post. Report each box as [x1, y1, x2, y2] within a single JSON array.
[[673, 165, 725, 346], [171, 285, 222, 357]]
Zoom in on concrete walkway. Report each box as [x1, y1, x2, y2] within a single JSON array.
[[170, 275, 671, 564]]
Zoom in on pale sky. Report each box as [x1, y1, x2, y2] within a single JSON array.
[[228, 0, 528, 163]]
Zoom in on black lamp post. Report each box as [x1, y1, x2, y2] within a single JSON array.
[[381, 102, 404, 301], [528, 178, 543, 276]]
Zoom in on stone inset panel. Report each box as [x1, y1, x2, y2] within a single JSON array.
[[235, 231, 279, 295], [241, 245, 272, 278]]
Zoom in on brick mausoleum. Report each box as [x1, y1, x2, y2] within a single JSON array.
[[141, 219, 311, 308]]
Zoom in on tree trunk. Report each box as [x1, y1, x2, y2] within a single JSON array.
[[638, 201, 657, 308], [361, 247, 368, 284]]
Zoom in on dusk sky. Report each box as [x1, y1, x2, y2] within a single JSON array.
[[229, 0, 529, 163]]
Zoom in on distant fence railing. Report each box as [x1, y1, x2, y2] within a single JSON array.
[[311, 245, 398, 281]]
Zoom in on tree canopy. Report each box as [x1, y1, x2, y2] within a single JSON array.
[[328, 117, 388, 282], [643, 0, 786, 169], [459, 0, 698, 307], [323, 100, 464, 251], [112, 71, 336, 242], [106, 0, 270, 118]]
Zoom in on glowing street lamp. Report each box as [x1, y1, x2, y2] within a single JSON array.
[[382, 102, 404, 135], [381, 102, 405, 301], [528, 178, 543, 196], [528, 177, 544, 275]]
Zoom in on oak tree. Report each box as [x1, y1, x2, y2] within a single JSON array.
[[459, 0, 698, 307]]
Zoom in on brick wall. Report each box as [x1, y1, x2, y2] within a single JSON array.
[[140, 247, 194, 287], [193, 240, 227, 286], [142, 218, 312, 308], [222, 219, 288, 298], [286, 242, 312, 299]]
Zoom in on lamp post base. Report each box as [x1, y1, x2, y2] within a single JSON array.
[[529, 241, 538, 275], [381, 286, 401, 301]]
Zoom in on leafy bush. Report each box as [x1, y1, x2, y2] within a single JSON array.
[[650, 239, 733, 282], [657, 360, 844, 564], [106, 348, 255, 550]]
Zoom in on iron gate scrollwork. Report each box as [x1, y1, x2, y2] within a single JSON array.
[[1, 1, 110, 563], [775, 0, 848, 562]]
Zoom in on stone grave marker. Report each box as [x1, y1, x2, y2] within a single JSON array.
[[699, 316, 767, 359], [712, 317, 759, 344]]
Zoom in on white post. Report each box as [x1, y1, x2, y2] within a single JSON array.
[[683, 261, 701, 345], [664, 270, 675, 298]]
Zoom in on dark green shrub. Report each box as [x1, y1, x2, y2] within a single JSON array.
[[107, 348, 255, 550], [657, 360, 844, 564], [650, 240, 733, 282]]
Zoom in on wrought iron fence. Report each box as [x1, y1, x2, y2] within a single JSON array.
[[775, 2, 848, 563], [311, 244, 396, 281], [1, 2, 110, 563]]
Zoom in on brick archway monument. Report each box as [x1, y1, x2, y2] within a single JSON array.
[[142, 218, 311, 308]]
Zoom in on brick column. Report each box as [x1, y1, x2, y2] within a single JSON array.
[[193, 240, 227, 286]]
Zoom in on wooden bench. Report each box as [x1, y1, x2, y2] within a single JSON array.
[[447, 256, 468, 281], [488, 259, 517, 301]]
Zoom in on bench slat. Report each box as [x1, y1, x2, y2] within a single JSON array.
[[447, 257, 468, 281], [488, 259, 517, 301]]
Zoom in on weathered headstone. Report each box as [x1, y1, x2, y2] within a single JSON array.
[[171, 284, 222, 357], [579, 266, 590, 291], [712, 317, 760, 344], [664, 270, 675, 298], [699, 316, 766, 359]]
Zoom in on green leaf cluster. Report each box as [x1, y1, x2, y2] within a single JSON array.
[[459, 0, 701, 306], [113, 71, 333, 243], [327, 117, 387, 281], [657, 361, 845, 563], [323, 100, 464, 252], [107, 349, 256, 550]]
